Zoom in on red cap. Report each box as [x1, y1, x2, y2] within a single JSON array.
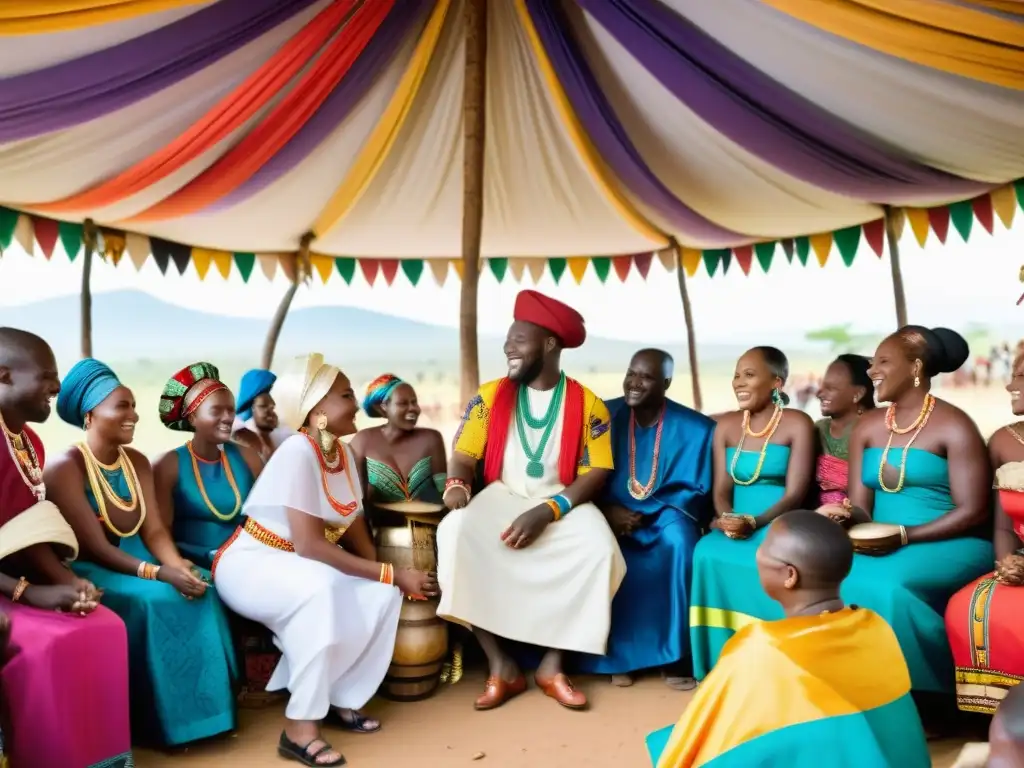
[[513, 290, 586, 349]]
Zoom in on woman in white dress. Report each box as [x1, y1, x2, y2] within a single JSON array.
[[213, 354, 438, 767]]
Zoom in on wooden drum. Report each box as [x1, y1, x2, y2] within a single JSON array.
[[847, 522, 904, 556], [375, 500, 448, 702]]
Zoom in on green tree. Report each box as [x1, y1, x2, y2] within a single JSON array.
[[804, 324, 876, 355]]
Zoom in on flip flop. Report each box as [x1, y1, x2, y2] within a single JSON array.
[[326, 709, 381, 734], [277, 732, 346, 766]]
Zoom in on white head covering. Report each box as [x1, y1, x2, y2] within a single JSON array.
[[0, 500, 79, 562], [274, 353, 341, 432]]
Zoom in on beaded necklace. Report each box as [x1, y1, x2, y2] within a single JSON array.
[[878, 394, 935, 494], [729, 406, 783, 486], [302, 433, 358, 516], [76, 442, 146, 537], [627, 403, 666, 500], [0, 409, 44, 501], [515, 374, 565, 478], [187, 442, 242, 522]]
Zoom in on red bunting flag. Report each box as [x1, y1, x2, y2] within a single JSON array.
[[862, 218, 885, 258]]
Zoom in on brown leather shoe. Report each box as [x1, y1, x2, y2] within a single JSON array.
[[474, 673, 527, 711], [535, 673, 587, 709]]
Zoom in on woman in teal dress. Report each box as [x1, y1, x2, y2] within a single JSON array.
[[689, 347, 816, 679], [825, 327, 993, 698], [44, 359, 237, 748]]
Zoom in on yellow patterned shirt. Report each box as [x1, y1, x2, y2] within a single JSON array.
[[453, 377, 613, 475]]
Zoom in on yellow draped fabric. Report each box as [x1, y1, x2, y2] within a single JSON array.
[[512, 0, 667, 248], [657, 608, 909, 768], [0, 1, 207, 35], [453, 377, 614, 475], [763, 0, 1024, 90], [311, 0, 451, 238]]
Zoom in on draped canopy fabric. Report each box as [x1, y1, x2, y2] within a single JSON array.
[[0, 0, 1020, 259]]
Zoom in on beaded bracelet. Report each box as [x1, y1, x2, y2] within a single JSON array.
[[548, 494, 572, 521], [136, 562, 160, 580], [545, 499, 562, 521], [443, 478, 471, 505], [11, 576, 29, 603], [378, 562, 395, 586]]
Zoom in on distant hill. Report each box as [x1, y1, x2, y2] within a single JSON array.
[[0, 290, 767, 379]]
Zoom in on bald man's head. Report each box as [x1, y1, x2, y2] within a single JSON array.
[[0, 328, 60, 426], [624, 348, 673, 410], [757, 511, 854, 603]]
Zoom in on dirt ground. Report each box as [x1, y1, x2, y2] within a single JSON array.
[[135, 670, 969, 767]]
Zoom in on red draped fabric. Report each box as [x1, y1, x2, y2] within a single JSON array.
[[815, 453, 849, 506]]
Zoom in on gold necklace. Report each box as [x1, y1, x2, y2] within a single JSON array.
[[729, 407, 783, 486], [187, 442, 242, 522], [878, 394, 935, 494], [76, 443, 146, 537], [0, 409, 44, 501]]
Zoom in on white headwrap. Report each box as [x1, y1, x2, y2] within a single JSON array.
[[0, 500, 79, 562], [274, 353, 341, 432]]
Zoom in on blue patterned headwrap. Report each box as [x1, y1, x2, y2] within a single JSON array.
[[237, 369, 276, 421], [361, 373, 405, 418], [56, 358, 122, 428]]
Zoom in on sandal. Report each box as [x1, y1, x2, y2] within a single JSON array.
[[278, 732, 346, 766], [326, 708, 381, 734]]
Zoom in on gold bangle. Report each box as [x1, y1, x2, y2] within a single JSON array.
[[743, 515, 757, 530], [136, 561, 148, 578], [11, 576, 29, 603], [545, 499, 561, 521], [899, 525, 909, 546]]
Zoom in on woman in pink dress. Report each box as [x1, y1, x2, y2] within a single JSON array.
[[0, 328, 132, 767], [814, 354, 874, 506]]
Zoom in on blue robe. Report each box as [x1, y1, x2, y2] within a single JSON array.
[[578, 398, 714, 674]]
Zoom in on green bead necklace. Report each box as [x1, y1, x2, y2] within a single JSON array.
[[515, 373, 565, 478]]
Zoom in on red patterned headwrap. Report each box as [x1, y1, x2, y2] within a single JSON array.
[[159, 362, 228, 432]]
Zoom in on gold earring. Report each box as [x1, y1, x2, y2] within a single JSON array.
[[315, 411, 328, 432], [315, 411, 335, 454], [914, 376, 920, 388], [83, 414, 91, 430]]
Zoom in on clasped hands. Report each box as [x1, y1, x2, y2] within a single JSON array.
[[24, 577, 103, 615], [159, 560, 208, 599], [711, 514, 756, 540]]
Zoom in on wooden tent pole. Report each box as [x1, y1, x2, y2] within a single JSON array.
[[80, 219, 97, 359], [459, 0, 487, 405], [883, 206, 908, 328], [261, 233, 313, 370], [670, 239, 703, 411]]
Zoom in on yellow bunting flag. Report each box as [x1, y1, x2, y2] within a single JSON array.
[[567, 257, 588, 284], [125, 233, 149, 271], [257, 254, 279, 282], [682, 248, 701, 277], [451, 258, 463, 281], [309, 254, 334, 285], [508, 258, 528, 283], [427, 259, 448, 286], [190, 247, 212, 280], [991, 185, 1017, 229], [810, 233, 832, 266], [312, 0, 452, 237], [526, 259, 546, 284], [904, 208, 930, 247]]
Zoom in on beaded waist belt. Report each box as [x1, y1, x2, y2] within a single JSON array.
[[243, 518, 295, 552]]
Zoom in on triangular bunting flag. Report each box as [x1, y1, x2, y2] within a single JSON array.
[[191, 247, 212, 280], [781, 239, 795, 262], [992, 185, 1016, 228], [732, 245, 753, 276], [334, 257, 356, 285], [889, 207, 906, 240], [212, 250, 232, 280], [508, 258, 527, 283], [681, 248, 701, 277], [548, 257, 567, 284], [612, 255, 632, 282], [720, 251, 732, 275], [833, 225, 860, 267], [427, 259, 448, 286], [360, 259, 381, 286], [703, 249, 726, 277], [927, 206, 950, 244], [451, 258, 464, 281], [754, 242, 774, 273], [57, 221, 83, 261], [862, 218, 885, 258], [488, 257, 508, 283], [948, 200, 973, 242], [810, 233, 832, 266], [234, 253, 255, 283], [591, 256, 610, 283], [794, 237, 810, 266], [150, 239, 171, 274], [972, 194, 994, 235], [401, 259, 424, 286], [310, 254, 334, 284], [656, 247, 674, 272], [125, 232, 149, 271], [905, 208, 930, 247], [526, 259, 545, 283], [634, 252, 653, 279], [0, 208, 17, 252], [257, 254, 279, 281], [13, 214, 33, 255], [103, 231, 126, 266], [567, 257, 588, 284], [32, 217, 58, 259], [1015, 179, 1023, 210], [380, 260, 400, 286], [280, 254, 297, 283]]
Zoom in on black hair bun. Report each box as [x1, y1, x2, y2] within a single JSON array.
[[930, 327, 969, 374]]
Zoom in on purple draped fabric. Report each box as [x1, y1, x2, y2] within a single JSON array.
[[576, 0, 990, 204], [0, 0, 320, 143], [208, 1, 428, 211], [524, 0, 741, 245]]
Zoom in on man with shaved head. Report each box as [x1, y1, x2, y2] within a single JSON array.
[[648, 511, 930, 767], [0, 328, 133, 767], [579, 348, 714, 690]]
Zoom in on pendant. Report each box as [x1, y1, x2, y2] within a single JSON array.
[[627, 478, 652, 501], [526, 460, 544, 478]]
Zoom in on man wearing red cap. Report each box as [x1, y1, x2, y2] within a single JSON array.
[[436, 290, 625, 711]]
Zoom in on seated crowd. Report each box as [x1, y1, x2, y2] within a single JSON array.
[[0, 291, 1021, 767]]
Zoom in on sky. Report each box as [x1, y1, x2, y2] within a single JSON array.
[[0, 219, 1020, 346]]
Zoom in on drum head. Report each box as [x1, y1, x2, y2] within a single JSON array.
[[847, 522, 901, 542], [377, 499, 446, 516]]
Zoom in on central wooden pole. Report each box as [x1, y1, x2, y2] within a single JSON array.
[[671, 240, 702, 411], [459, 0, 487, 404], [261, 233, 313, 370], [80, 219, 97, 359], [883, 206, 908, 328]]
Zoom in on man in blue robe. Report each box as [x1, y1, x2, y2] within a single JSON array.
[[578, 349, 714, 689]]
